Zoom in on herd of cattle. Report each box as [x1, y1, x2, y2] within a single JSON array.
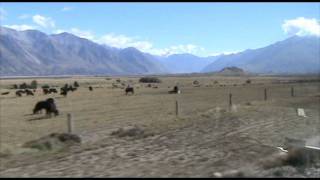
[[1, 80, 181, 118]]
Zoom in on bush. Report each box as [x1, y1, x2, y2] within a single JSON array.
[[30, 80, 38, 89], [193, 80, 200, 85], [246, 79, 251, 84], [139, 77, 161, 83]]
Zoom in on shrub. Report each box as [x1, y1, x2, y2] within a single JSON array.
[[30, 80, 38, 89], [193, 80, 200, 85], [246, 79, 251, 84], [139, 77, 161, 83]]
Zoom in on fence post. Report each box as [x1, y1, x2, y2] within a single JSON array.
[[67, 113, 74, 133], [264, 88, 267, 101], [229, 93, 232, 108], [176, 100, 179, 117], [291, 87, 294, 97]]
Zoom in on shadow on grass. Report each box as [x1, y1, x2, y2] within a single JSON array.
[[27, 116, 51, 121]]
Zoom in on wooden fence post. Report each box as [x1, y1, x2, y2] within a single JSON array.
[[176, 100, 179, 117], [67, 113, 74, 133], [291, 87, 294, 97], [229, 93, 232, 108], [264, 88, 267, 101]]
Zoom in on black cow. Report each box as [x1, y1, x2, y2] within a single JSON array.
[[16, 90, 25, 97], [25, 89, 34, 96], [125, 87, 134, 95], [49, 88, 58, 93], [60, 89, 68, 97], [43, 88, 50, 95], [33, 98, 59, 117]]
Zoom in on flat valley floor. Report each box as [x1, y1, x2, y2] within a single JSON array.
[[0, 75, 319, 177]]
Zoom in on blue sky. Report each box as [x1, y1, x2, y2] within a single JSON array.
[[1, 2, 319, 57]]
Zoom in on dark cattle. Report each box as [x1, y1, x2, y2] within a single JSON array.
[[43, 88, 50, 95], [125, 87, 134, 95], [16, 90, 25, 97], [16, 91, 22, 97], [49, 88, 58, 93], [1, 92, 10, 95], [25, 89, 34, 96], [33, 98, 59, 117], [60, 90, 67, 97], [89, 86, 93, 91]]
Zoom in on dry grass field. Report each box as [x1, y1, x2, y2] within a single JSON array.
[[0, 75, 319, 177]]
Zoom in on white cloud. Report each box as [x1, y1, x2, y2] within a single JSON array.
[[282, 17, 320, 36], [148, 44, 205, 56], [4, 24, 37, 31], [53, 28, 205, 56], [209, 50, 241, 57], [98, 33, 153, 51], [18, 14, 30, 19], [61, 7, 73, 12], [32, 15, 55, 28], [0, 7, 7, 21], [97, 33, 205, 56], [70, 28, 95, 40]]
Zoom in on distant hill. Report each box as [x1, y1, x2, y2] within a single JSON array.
[[202, 35, 320, 75], [216, 66, 247, 76], [0, 26, 167, 76]]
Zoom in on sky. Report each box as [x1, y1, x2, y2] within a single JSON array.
[[0, 2, 319, 57]]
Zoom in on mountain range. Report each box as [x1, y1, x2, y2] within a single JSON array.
[[0, 26, 319, 76], [202, 35, 320, 74]]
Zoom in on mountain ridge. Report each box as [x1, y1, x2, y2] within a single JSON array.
[[1, 26, 318, 76]]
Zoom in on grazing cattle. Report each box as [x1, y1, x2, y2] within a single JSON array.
[[33, 98, 59, 117], [25, 89, 34, 96], [16, 91, 22, 97], [43, 88, 50, 95], [60, 89, 67, 97], [49, 88, 58, 93], [125, 87, 134, 95], [15, 90, 25, 97], [89, 86, 93, 91], [1, 92, 10, 95], [168, 86, 180, 94]]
